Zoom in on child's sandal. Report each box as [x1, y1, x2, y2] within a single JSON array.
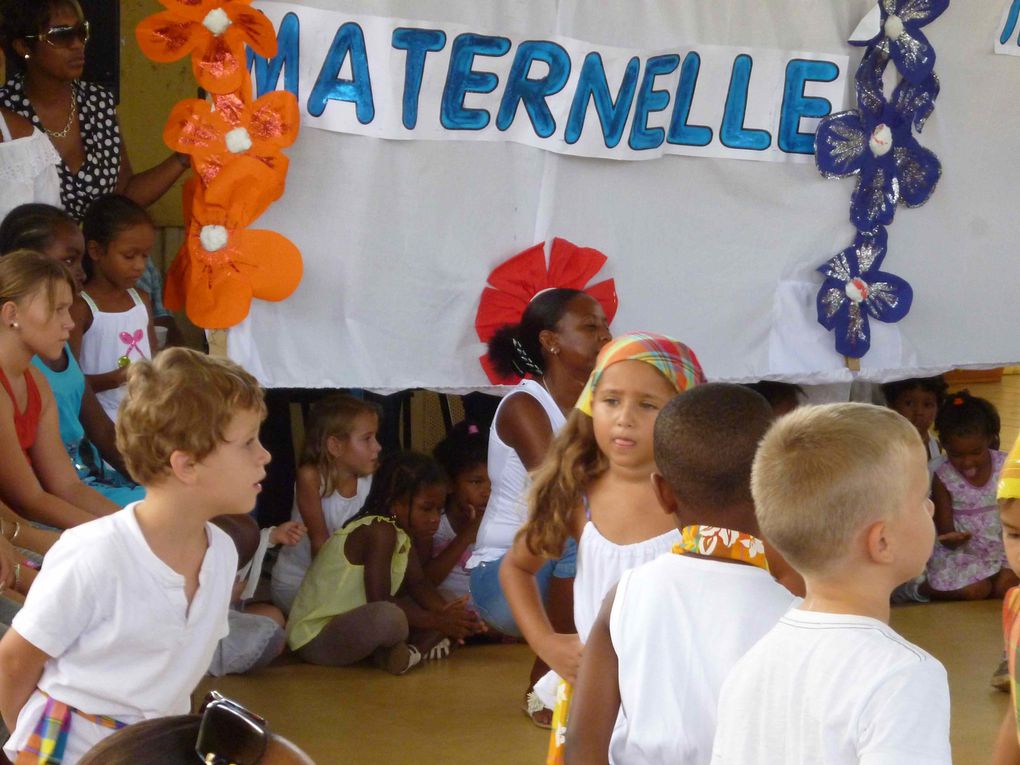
[[523, 689, 553, 729]]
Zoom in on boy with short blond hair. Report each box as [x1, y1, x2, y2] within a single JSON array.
[[712, 403, 951, 765], [0, 348, 270, 764]]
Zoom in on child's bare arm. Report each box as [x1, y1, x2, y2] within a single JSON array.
[[994, 707, 1020, 765], [269, 521, 306, 547], [422, 510, 480, 586], [932, 476, 970, 548], [78, 383, 131, 478], [0, 629, 49, 731], [501, 533, 583, 683], [295, 465, 330, 557], [565, 585, 620, 765], [138, 291, 159, 359]]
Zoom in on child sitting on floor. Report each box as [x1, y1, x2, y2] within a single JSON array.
[[881, 375, 948, 472], [286, 452, 484, 674], [271, 393, 381, 614], [711, 403, 951, 764], [0, 348, 268, 764], [209, 515, 306, 677], [923, 391, 1016, 601], [425, 421, 491, 603], [565, 384, 797, 764]]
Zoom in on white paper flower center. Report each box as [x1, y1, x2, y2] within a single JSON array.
[[200, 225, 229, 252], [202, 8, 232, 36], [884, 14, 904, 40], [845, 277, 870, 303], [225, 127, 252, 154], [869, 124, 893, 157]]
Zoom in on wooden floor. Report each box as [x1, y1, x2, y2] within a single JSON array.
[[197, 375, 1020, 764], [198, 601, 1008, 765]]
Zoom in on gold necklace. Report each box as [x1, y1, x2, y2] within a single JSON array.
[[42, 86, 76, 139]]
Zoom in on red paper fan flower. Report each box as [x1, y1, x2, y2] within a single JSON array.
[[475, 238, 618, 384]]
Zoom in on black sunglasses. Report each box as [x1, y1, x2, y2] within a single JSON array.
[[196, 692, 269, 765], [25, 20, 90, 49]]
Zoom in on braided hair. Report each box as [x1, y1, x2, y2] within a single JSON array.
[[345, 451, 447, 528], [486, 288, 586, 378]]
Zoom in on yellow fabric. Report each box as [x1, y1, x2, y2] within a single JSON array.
[[546, 681, 573, 765], [998, 432, 1020, 500], [286, 515, 410, 651]]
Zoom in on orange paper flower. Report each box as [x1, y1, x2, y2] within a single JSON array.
[[171, 157, 302, 328], [164, 90, 298, 188], [475, 238, 619, 384], [135, 0, 277, 94]]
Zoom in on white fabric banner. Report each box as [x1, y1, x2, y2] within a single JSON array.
[[247, 2, 848, 164], [228, 0, 1020, 390]]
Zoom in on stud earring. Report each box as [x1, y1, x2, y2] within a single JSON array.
[[23, 54, 29, 60], [552, 347, 560, 355], [10, 322, 19, 329]]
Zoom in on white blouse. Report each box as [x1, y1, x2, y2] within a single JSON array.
[[0, 112, 61, 223]]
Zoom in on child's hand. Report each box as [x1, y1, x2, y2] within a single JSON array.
[[461, 505, 484, 543], [270, 521, 306, 547], [539, 632, 584, 685], [436, 596, 486, 642], [937, 530, 971, 549]]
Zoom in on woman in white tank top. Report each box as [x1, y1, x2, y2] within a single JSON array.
[[467, 287, 611, 726]]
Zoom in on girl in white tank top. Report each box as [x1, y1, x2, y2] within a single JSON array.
[[71, 196, 156, 423], [499, 332, 706, 760], [270, 393, 382, 614]]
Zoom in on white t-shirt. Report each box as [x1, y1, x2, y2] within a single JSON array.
[[711, 609, 951, 765], [271, 476, 372, 612], [432, 513, 472, 599], [468, 379, 565, 567], [5, 503, 236, 762], [609, 554, 796, 765]]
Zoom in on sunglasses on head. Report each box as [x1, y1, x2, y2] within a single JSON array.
[[196, 692, 269, 765], [25, 20, 90, 49]]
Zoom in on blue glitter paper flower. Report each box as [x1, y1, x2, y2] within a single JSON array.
[[849, 0, 950, 84], [814, 62, 941, 231], [816, 226, 913, 358]]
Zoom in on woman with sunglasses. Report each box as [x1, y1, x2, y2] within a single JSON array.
[[0, 0, 188, 221]]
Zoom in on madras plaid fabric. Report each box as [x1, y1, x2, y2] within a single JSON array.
[[576, 332, 705, 415], [998, 432, 1020, 500], [15, 694, 126, 765], [1004, 587, 1020, 746]]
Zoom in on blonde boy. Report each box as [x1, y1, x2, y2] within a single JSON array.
[[711, 403, 951, 765], [0, 348, 269, 764], [993, 434, 1020, 765]]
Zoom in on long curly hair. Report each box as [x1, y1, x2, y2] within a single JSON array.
[[517, 409, 607, 559]]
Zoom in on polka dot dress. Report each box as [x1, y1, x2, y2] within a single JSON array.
[[0, 75, 122, 222]]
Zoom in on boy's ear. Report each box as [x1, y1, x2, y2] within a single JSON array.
[[864, 518, 893, 565], [651, 472, 679, 517], [169, 449, 199, 484]]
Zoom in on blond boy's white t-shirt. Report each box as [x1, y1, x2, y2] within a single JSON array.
[[608, 553, 796, 764], [4, 503, 236, 762], [711, 609, 951, 765]]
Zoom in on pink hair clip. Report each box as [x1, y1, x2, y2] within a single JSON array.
[[467, 424, 479, 434]]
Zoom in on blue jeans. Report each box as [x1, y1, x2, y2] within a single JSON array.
[[468, 539, 577, 637]]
